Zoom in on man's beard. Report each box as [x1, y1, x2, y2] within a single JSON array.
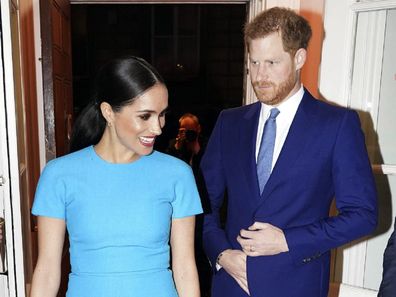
[[252, 71, 297, 106]]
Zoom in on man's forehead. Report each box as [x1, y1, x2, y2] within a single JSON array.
[[180, 117, 198, 128]]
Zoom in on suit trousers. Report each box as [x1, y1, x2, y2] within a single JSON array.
[[378, 221, 396, 297]]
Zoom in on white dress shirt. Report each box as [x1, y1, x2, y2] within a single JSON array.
[[255, 86, 304, 170]]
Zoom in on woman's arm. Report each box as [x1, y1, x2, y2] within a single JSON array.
[[30, 216, 66, 297], [171, 215, 200, 297]]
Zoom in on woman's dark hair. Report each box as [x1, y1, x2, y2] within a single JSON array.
[[69, 56, 164, 153]]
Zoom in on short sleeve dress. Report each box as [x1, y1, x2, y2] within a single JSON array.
[[32, 146, 203, 297]]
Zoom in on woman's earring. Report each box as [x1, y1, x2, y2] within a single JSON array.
[[107, 122, 112, 127]]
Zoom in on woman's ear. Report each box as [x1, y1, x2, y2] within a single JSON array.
[[294, 48, 307, 71], [100, 102, 114, 126]]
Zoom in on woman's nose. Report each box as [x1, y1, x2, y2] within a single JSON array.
[[150, 119, 162, 135]]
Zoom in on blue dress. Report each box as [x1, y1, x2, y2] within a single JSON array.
[[32, 146, 203, 297]]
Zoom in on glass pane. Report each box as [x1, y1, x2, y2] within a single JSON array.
[[178, 36, 199, 75], [154, 5, 174, 36], [351, 8, 396, 291], [178, 5, 199, 36], [153, 37, 174, 75], [377, 9, 396, 165]]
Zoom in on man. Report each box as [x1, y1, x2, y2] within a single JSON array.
[[378, 220, 396, 297], [167, 113, 204, 173], [200, 7, 377, 297], [167, 113, 211, 296]]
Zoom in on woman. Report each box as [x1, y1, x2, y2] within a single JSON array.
[[30, 56, 202, 297]]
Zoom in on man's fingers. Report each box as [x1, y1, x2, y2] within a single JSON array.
[[237, 234, 253, 245], [237, 235, 256, 254], [235, 277, 250, 295], [239, 229, 259, 239], [249, 222, 270, 230]]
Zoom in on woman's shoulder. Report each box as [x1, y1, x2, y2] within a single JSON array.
[[150, 151, 192, 172], [43, 146, 92, 173]]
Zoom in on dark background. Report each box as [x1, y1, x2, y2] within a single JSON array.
[[71, 4, 247, 151]]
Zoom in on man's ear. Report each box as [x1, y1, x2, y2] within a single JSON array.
[[294, 48, 307, 71], [100, 102, 114, 125]]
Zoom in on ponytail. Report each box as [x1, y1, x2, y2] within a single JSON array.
[[69, 101, 106, 153]]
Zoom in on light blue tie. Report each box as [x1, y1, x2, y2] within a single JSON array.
[[257, 108, 280, 194]]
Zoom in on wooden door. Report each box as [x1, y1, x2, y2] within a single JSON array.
[[40, 0, 73, 296], [41, 0, 73, 159]]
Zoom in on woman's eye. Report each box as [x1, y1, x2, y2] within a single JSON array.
[[139, 114, 151, 121]]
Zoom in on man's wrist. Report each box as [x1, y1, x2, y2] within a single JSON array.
[[216, 249, 232, 267], [216, 251, 225, 265]]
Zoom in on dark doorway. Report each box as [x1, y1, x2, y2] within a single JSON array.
[[71, 4, 247, 151]]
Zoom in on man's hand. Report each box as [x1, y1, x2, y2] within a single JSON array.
[[218, 249, 250, 295], [237, 222, 289, 257]]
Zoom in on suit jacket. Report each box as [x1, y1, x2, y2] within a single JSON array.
[[200, 90, 378, 297], [378, 220, 396, 297]]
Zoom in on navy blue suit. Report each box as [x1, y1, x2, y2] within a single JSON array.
[[200, 90, 378, 297], [378, 220, 396, 297]]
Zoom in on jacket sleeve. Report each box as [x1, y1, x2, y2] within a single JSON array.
[[284, 110, 378, 265], [200, 111, 233, 269]]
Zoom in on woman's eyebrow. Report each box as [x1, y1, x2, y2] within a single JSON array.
[[136, 106, 169, 113]]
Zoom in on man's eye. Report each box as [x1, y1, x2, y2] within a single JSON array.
[[250, 60, 259, 66], [139, 114, 151, 121]]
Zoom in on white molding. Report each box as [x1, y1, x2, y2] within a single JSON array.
[[372, 164, 396, 175], [342, 240, 368, 286], [351, 0, 396, 12], [0, 1, 27, 296], [338, 283, 378, 297], [319, 0, 357, 106], [0, 30, 10, 297]]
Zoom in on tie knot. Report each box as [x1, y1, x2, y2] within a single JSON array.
[[269, 108, 280, 119]]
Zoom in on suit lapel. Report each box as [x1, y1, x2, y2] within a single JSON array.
[[238, 102, 262, 202], [259, 91, 318, 201]]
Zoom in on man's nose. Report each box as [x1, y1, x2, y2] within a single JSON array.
[[255, 64, 269, 81]]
